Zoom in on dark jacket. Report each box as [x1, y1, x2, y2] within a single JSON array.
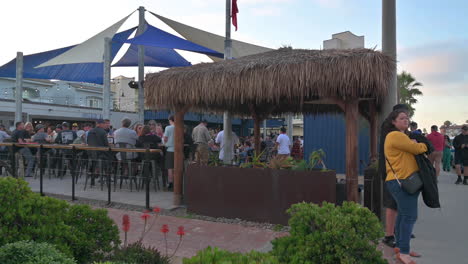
[[409, 133, 440, 208], [453, 133, 468, 158]]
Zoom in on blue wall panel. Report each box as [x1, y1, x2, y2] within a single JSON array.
[[145, 110, 241, 125], [303, 114, 370, 174]]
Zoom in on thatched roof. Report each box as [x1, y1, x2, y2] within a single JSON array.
[[144, 48, 394, 116]]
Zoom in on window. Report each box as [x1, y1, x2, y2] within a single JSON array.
[[87, 97, 102, 108]]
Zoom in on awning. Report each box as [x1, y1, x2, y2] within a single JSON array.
[[0, 28, 136, 84], [123, 22, 224, 58], [152, 12, 272, 61]]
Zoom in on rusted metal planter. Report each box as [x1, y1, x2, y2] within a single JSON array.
[[185, 165, 336, 225]]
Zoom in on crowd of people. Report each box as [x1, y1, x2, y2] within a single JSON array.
[[0, 116, 305, 188]]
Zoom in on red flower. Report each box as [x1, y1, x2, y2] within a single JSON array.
[[122, 214, 130, 232], [141, 213, 151, 221], [177, 226, 185, 237], [160, 224, 169, 234], [153, 207, 161, 213]]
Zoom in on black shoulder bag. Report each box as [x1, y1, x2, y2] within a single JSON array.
[[385, 157, 423, 194]]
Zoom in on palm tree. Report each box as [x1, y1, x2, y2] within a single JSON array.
[[398, 71, 423, 117]]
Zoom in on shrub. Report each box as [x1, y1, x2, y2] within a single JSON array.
[[0, 177, 121, 264], [0, 240, 76, 264], [65, 205, 121, 263], [183, 247, 279, 264], [271, 202, 386, 264], [108, 242, 169, 264]]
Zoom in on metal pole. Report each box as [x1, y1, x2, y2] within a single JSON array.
[[71, 146, 77, 200], [39, 145, 44, 196], [263, 119, 267, 139], [287, 114, 293, 142], [381, 0, 397, 120], [15, 52, 23, 123], [103, 38, 112, 120], [138, 6, 146, 124], [145, 148, 151, 209], [223, 0, 234, 165]]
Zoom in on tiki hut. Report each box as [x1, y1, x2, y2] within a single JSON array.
[[145, 48, 395, 205]]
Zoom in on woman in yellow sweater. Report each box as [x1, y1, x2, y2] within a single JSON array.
[[383, 110, 427, 264]]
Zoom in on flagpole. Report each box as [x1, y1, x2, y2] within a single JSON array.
[[223, 0, 233, 165], [103, 37, 111, 120], [138, 6, 146, 124]]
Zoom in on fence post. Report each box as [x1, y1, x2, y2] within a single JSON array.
[[71, 146, 77, 201], [39, 145, 44, 196], [145, 148, 151, 210], [10, 144, 16, 178], [107, 147, 112, 205]]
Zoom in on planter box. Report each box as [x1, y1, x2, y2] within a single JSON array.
[[185, 165, 336, 225]]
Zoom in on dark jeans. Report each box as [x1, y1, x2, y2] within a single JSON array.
[[386, 180, 420, 254]]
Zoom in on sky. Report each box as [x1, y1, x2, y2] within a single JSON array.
[[0, 0, 466, 130]]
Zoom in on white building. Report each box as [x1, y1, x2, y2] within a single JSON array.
[[0, 77, 138, 130], [111, 75, 138, 112], [323, 31, 365, 50]]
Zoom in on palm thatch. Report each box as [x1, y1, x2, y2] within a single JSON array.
[[145, 48, 394, 116]]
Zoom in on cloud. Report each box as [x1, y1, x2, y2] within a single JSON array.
[[398, 39, 468, 95]]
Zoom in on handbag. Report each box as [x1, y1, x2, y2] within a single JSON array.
[[386, 157, 423, 194]]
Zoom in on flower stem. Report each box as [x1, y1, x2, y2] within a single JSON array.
[[169, 237, 183, 259], [164, 233, 168, 257]]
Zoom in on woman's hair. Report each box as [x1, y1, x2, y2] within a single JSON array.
[[24, 122, 33, 130], [444, 134, 451, 144], [141, 125, 151, 136], [381, 109, 409, 141]]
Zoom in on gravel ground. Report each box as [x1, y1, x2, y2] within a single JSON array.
[[45, 193, 290, 232]]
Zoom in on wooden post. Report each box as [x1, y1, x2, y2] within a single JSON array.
[[253, 117, 262, 156], [369, 100, 378, 161], [345, 98, 359, 202], [173, 107, 187, 206]]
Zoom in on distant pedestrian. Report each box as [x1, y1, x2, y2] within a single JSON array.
[[453, 125, 468, 185], [275, 127, 291, 159], [427, 125, 444, 177], [409, 122, 421, 135], [11, 122, 34, 177], [164, 115, 175, 190], [192, 120, 211, 165], [215, 129, 240, 162], [442, 135, 453, 172]]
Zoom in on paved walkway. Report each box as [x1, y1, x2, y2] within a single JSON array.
[[105, 207, 287, 262], [22, 169, 466, 263]]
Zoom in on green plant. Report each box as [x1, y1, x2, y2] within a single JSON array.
[[267, 156, 295, 169], [308, 149, 326, 169], [0, 177, 121, 264], [0, 240, 76, 264], [64, 205, 121, 263], [292, 159, 309, 171], [273, 224, 284, 232], [271, 202, 386, 264], [183, 247, 279, 264], [208, 152, 222, 166], [108, 242, 169, 264], [240, 150, 267, 168]]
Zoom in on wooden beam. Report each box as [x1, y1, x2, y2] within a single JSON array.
[[369, 100, 378, 162], [173, 106, 189, 206], [345, 98, 359, 203]]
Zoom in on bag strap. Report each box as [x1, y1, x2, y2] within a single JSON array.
[[385, 157, 402, 186]]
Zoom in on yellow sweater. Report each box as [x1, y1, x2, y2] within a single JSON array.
[[385, 131, 428, 181]]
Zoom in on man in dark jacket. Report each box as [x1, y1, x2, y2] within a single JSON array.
[[409, 133, 440, 208], [453, 125, 468, 185]]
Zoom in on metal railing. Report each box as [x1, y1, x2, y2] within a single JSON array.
[[0, 143, 162, 209]]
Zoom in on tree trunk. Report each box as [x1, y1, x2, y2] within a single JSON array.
[[345, 98, 359, 203]]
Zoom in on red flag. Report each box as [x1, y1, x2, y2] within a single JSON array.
[[232, 0, 239, 31]]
